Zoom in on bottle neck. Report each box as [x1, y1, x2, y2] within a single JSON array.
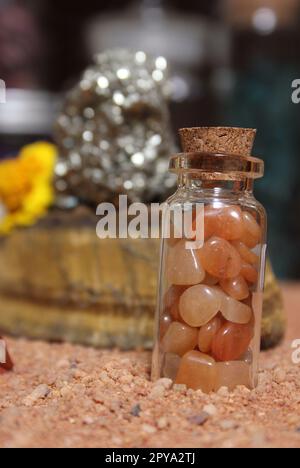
[[178, 173, 254, 196]]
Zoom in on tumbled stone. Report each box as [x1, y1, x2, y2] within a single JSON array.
[[179, 285, 221, 327], [166, 240, 205, 285], [240, 211, 262, 248], [231, 240, 259, 265], [199, 237, 242, 279], [162, 322, 198, 357], [175, 351, 217, 393], [198, 315, 223, 353], [212, 322, 253, 362], [219, 292, 253, 325], [241, 263, 258, 284], [204, 206, 244, 241], [220, 275, 249, 301], [215, 361, 251, 391]]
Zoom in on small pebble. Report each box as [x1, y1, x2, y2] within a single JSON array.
[[157, 417, 169, 430], [23, 385, 51, 407], [188, 412, 209, 426], [173, 384, 187, 393], [149, 385, 165, 399], [219, 419, 238, 430], [82, 416, 94, 425], [155, 378, 173, 390], [131, 404, 142, 417], [99, 371, 111, 384], [142, 424, 157, 434], [119, 374, 133, 384], [273, 368, 286, 384], [203, 404, 218, 416]]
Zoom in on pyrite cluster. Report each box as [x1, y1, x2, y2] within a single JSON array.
[[54, 49, 176, 207]]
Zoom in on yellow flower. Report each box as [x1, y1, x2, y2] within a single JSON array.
[[0, 142, 57, 234]]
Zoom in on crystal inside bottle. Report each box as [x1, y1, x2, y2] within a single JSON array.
[[152, 127, 267, 393]]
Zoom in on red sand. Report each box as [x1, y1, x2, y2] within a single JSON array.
[[0, 284, 299, 449]]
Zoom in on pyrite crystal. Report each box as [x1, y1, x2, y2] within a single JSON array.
[[54, 49, 176, 206]]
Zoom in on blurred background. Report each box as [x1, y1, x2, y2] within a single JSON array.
[[0, 0, 300, 279]]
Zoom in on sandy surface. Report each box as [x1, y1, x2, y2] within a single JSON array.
[[0, 284, 300, 449]]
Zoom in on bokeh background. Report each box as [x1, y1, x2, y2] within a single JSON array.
[[1, 0, 300, 279]]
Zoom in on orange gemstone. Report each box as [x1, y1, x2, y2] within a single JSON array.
[[166, 240, 205, 286], [160, 313, 172, 337], [219, 292, 253, 325], [163, 353, 181, 381], [241, 263, 258, 284], [212, 322, 253, 361], [179, 285, 221, 327], [215, 361, 251, 391], [198, 315, 223, 353], [231, 241, 259, 265], [175, 351, 217, 393], [199, 237, 242, 279], [163, 285, 187, 321], [203, 273, 219, 286], [162, 322, 198, 357], [220, 275, 249, 301], [203, 206, 244, 241], [240, 212, 262, 248]]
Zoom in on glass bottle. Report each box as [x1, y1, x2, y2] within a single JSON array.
[[152, 128, 267, 393]]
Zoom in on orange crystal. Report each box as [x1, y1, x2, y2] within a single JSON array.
[[215, 361, 251, 391], [175, 350, 217, 393], [203, 273, 219, 286], [162, 322, 198, 357], [241, 263, 258, 284], [163, 285, 188, 321], [160, 313, 172, 337], [219, 292, 253, 325], [198, 315, 223, 354], [203, 205, 244, 241], [212, 322, 253, 361], [231, 240, 259, 265], [240, 211, 262, 248], [199, 237, 242, 279], [220, 275, 249, 301], [166, 240, 205, 286], [179, 285, 221, 327]]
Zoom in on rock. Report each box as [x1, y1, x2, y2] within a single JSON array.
[[131, 404, 142, 417], [188, 412, 209, 426], [142, 424, 157, 434], [155, 378, 173, 390], [149, 385, 165, 399], [157, 417, 169, 429], [219, 419, 238, 430], [173, 384, 187, 393], [203, 404, 218, 416], [175, 351, 216, 393], [23, 384, 51, 407], [273, 368, 286, 384]]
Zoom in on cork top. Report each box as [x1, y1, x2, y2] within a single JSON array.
[[179, 127, 256, 156]]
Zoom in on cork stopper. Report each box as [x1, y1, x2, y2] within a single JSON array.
[[179, 127, 257, 156]]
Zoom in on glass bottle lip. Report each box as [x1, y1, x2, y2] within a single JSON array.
[[169, 152, 264, 180]]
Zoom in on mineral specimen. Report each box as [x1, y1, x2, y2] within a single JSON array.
[[54, 49, 176, 206]]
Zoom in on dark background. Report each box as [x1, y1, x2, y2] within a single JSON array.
[[1, 0, 300, 279]]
